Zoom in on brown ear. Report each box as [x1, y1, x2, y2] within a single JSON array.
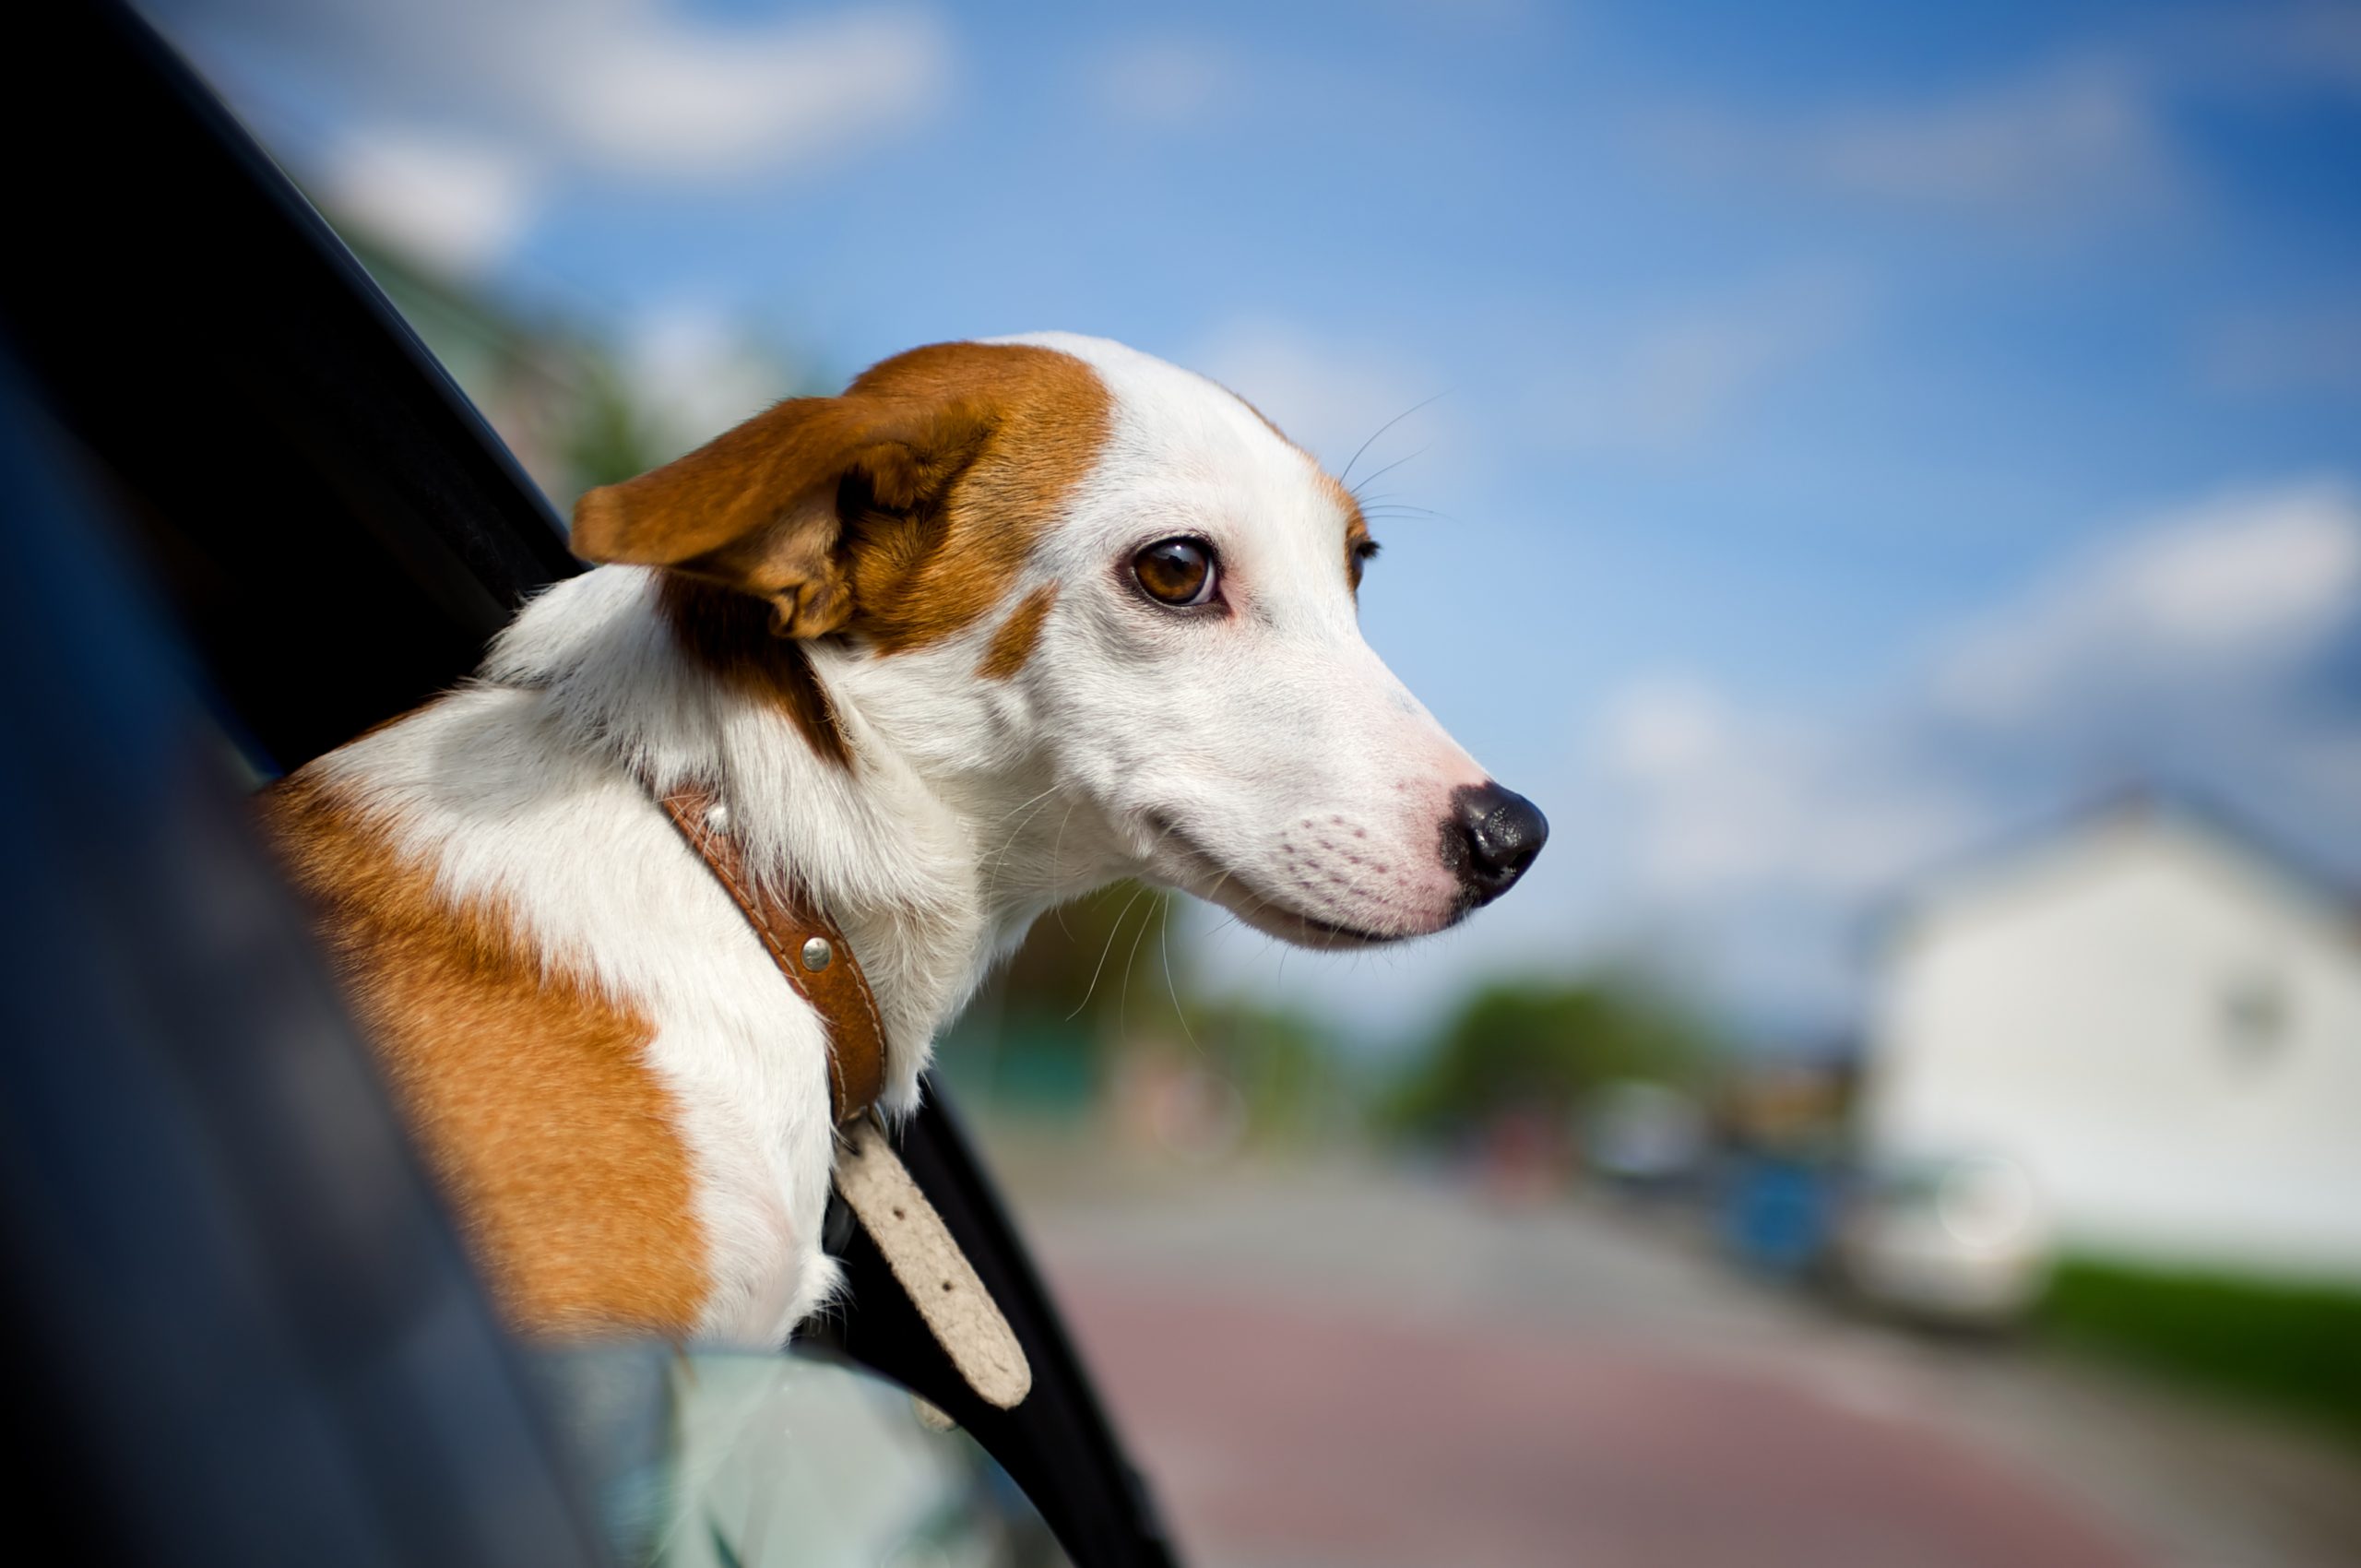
[[570, 391, 995, 638]]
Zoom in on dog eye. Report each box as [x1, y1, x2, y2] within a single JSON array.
[[1133, 537, 1218, 607]]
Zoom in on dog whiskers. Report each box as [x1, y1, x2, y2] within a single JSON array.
[[1050, 797, 1086, 938], [1067, 881, 1149, 1023], [1115, 817, 1184, 1042], [1158, 895, 1204, 1063], [1199, 864, 1284, 944], [982, 785, 1062, 906], [1348, 445, 1426, 500], [1116, 883, 1158, 1039], [1337, 390, 1448, 488]]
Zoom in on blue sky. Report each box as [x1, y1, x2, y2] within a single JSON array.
[[152, 0, 2361, 1045]]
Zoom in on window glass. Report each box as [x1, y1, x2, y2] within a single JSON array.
[[538, 1348, 1069, 1568]]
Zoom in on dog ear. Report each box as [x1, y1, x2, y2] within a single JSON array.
[[570, 391, 996, 638]]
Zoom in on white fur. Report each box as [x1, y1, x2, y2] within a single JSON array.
[[980, 332, 1490, 943], [318, 335, 1493, 1346]]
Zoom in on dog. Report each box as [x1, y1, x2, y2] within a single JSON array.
[[263, 333, 1547, 1348]]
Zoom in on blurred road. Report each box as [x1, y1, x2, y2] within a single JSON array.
[[1010, 1160, 2361, 1568]]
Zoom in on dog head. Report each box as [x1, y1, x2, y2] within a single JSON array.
[[572, 333, 1544, 947]]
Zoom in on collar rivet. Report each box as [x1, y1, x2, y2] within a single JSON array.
[[801, 936, 834, 972]]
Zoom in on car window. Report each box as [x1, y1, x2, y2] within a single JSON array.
[[540, 1347, 1070, 1568]]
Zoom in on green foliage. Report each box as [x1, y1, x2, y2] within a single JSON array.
[[1382, 976, 1711, 1143], [1180, 997, 1350, 1146], [332, 216, 812, 505], [939, 884, 1191, 1111], [990, 881, 1187, 1041], [946, 891, 1352, 1144], [2044, 1259, 2361, 1446], [559, 353, 679, 495]]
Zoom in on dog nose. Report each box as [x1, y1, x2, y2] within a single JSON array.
[[1450, 782, 1548, 904]]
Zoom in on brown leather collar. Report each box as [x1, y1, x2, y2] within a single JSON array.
[[657, 782, 887, 1126]]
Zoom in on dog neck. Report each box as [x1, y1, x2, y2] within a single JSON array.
[[481, 565, 1124, 1109]]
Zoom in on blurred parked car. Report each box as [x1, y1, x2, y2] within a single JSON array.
[[1838, 1156, 2051, 1327], [1584, 1079, 1708, 1196]]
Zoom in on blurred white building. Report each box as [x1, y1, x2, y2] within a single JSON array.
[[1860, 795, 2361, 1287]]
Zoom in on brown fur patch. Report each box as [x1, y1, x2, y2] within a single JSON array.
[[1340, 492, 1374, 594], [571, 344, 1109, 644], [573, 341, 1109, 759], [658, 576, 852, 767], [260, 768, 711, 1339], [977, 583, 1058, 680], [836, 343, 1109, 655]]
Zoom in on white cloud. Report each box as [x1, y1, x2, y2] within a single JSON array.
[[1805, 65, 2177, 217], [542, 7, 949, 177], [1936, 481, 2361, 724], [1644, 61, 2180, 228], [620, 303, 798, 458], [149, 0, 953, 272], [1602, 680, 1980, 903], [1603, 676, 1725, 781], [319, 130, 536, 276], [1078, 30, 1390, 133], [1593, 479, 2361, 1024]]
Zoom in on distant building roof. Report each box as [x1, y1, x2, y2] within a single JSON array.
[[1868, 783, 2359, 955]]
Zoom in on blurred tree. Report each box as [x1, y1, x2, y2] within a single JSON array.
[[991, 882, 1189, 1037], [943, 883, 1192, 1112], [1174, 997, 1349, 1147], [340, 229, 597, 499], [1382, 976, 1714, 1145], [949, 894, 1361, 1146], [330, 216, 805, 505], [557, 353, 677, 495]]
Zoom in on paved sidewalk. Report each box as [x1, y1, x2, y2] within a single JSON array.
[[1010, 1160, 2361, 1568]]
